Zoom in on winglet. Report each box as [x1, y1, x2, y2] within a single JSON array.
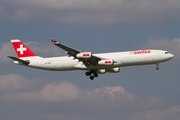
[[51, 39, 58, 44]]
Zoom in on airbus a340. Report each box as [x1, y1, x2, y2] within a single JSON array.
[[8, 39, 174, 80]]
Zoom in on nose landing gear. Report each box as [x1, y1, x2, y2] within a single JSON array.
[[156, 63, 159, 70], [85, 69, 98, 80]]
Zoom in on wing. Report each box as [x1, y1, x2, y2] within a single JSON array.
[[51, 39, 102, 65], [51, 39, 81, 57]]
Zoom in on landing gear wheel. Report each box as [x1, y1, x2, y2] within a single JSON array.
[[156, 66, 159, 70], [90, 76, 94, 80], [85, 72, 91, 76], [85, 69, 98, 80], [156, 63, 159, 70], [90, 69, 94, 73], [94, 73, 98, 77]]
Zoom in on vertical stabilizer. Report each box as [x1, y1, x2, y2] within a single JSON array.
[[11, 39, 37, 58]]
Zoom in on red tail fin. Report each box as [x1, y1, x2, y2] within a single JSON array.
[[11, 39, 37, 58]]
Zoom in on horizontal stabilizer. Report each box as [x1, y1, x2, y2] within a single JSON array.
[[7, 56, 30, 65]]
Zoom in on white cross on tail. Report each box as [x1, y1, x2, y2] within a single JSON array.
[[17, 45, 27, 54]]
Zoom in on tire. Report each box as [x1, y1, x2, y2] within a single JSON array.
[[86, 72, 91, 76], [94, 73, 98, 77], [156, 67, 159, 70], [90, 76, 94, 80]]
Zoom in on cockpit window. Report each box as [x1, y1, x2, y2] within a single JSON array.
[[165, 52, 169, 54]]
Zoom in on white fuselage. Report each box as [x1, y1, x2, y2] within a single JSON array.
[[17, 50, 174, 72]]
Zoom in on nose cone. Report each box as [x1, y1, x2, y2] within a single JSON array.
[[169, 54, 174, 59]]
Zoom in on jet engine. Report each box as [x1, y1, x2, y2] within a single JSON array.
[[98, 59, 114, 65], [76, 52, 92, 58]]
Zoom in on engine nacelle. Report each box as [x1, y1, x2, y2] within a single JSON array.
[[76, 52, 92, 59], [98, 60, 114, 65], [106, 67, 120, 73], [97, 69, 106, 74]]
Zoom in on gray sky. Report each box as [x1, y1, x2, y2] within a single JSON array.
[[0, 0, 180, 120]]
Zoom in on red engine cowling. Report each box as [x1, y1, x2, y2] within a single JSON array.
[[98, 60, 114, 65], [76, 52, 92, 58]]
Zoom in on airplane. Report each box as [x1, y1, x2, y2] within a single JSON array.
[[8, 39, 174, 80]]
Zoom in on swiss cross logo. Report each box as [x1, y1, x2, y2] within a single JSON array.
[[17, 45, 27, 54], [83, 53, 90, 56], [105, 61, 111, 63]]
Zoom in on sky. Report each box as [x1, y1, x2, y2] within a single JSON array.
[[0, 0, 180, 120]]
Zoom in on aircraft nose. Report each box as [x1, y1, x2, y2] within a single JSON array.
[[169, 54, 174, 59]]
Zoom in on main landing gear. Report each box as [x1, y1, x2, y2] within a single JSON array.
[[156, 63, 159, 70], [85, 69, 98, 80]]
